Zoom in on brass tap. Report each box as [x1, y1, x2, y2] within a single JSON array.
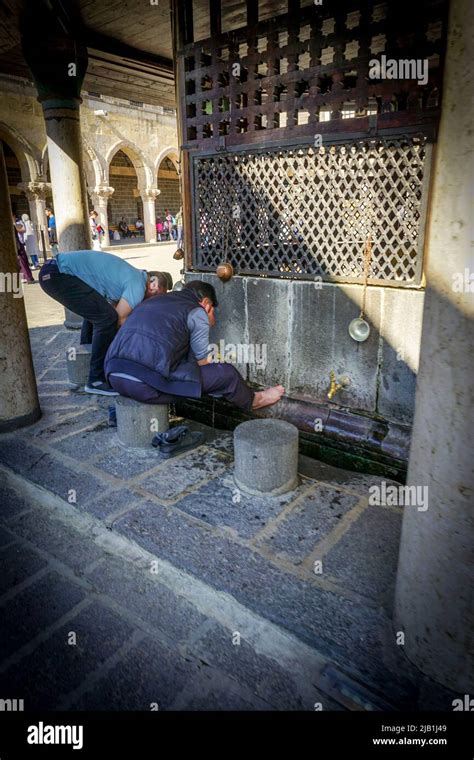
[[327, 371, 350, 401]]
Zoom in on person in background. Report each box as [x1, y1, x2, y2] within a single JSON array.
[[89, 210, 98, 237], [46, 208, 56, 245], [176, 207, 183, 248], [118, 216, 131, 238], [12, 213, 35, 283], [170, 213, 177, 241], [135, 217, 144, 233], [21, 213, 40, 269], [39, 250, 169, 395], [164, 209, 173, 240], [156, 217, 164, 241]]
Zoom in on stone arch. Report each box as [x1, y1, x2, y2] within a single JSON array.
[[0, 122, 39, 183], [154, 146, 179, 175], [82, 139, 105, 189], [156, 148, 181, 223], [105, 140, 154, 190]]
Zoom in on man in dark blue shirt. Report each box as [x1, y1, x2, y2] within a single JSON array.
[[105, 281, 284, 411]]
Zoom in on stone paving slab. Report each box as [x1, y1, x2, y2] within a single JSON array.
[[0, 436, 108, 507], [93, 446, 165, 480], [0, 481, 34, 520], [188, 622, 343, 711], [136, 446, 231, 501], [48, 423, 118, 459], [72, 635, 202, 711], [86, 487, 142, 521], [0, 571, 86, 660], [6, 508, 106, 572], [324, 505, 402, 609], [0, 602, 136, 710], [85, 555, 209, 645], [0, 543, 48, 596], [255, 484, 362, 564], [172, 473, 314, 539]]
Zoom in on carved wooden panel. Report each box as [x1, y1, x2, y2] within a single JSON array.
[[179, 0, 447, 150]]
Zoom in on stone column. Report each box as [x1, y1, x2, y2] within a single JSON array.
[[394, 0, 474, 694], [141, 187, 160, 243], [0, 143, 40, 432], [18, 181, 51, 258], [89, 185, 114, 248], [21, 12, 90, 328]]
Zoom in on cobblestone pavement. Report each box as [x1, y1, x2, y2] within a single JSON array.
[[0, 309, 457, 711]]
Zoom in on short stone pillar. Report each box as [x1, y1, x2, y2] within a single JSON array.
[[115, 396, 169, 449], [234, 419, 299, 496], [65, 345, 91, 389]]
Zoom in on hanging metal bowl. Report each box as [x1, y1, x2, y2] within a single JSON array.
[[349, 317, 371, 342]]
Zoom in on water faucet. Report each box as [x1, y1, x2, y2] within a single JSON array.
[[327, 371, 351, 401]]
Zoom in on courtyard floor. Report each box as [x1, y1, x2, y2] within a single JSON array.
[[0, 280, 456, 711]]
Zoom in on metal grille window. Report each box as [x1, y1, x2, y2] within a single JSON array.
[[192, 135, 431, 286]]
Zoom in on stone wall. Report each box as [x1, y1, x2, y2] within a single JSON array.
[[186, 272, 424, 427], [107, 151, 142, 226]]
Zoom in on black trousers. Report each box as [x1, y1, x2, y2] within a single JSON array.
[[39, 259, 118, 384]]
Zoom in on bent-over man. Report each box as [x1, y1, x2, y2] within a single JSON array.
[[39, 250, 168, 396]]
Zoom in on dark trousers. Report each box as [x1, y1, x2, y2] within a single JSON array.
[[109, 362, 255, 411], [39, 259, 118, 384]]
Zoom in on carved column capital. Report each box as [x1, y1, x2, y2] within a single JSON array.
[[17, 181, 51, 200], [141, 187, 161, 201], [89, 185, 115, 200]]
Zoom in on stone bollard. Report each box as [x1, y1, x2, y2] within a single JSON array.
[[234, 419, 299, 496], [115, 396, 169, 450], [66, 345, 91, 389]]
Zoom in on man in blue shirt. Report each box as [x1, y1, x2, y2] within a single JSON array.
[[39, 250, 168, 395]]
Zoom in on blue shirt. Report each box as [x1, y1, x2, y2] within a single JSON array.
[[56, 250, 147, 308]]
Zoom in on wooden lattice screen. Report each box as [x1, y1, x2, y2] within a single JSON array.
[[173, 0, 448, 283], [192, 135, 432, 284]]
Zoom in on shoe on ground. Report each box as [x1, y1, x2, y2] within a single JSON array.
[[84, 381, 119, 396]]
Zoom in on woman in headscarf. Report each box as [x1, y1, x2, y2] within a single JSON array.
[[21, 213, 40, 269], [12, 214, 35, 283]]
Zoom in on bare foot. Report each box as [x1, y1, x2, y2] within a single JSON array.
[[252, 385, 285, 409]]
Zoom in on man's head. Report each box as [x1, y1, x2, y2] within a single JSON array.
[[90, 210, 98, 218], [184, 280, 218, 326], [145, 270, 170, 297]]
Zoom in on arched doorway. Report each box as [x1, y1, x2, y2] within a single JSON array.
[[156, 155, 181, 222], [2, 140, 29, 218], [108, 149, 143, 237]]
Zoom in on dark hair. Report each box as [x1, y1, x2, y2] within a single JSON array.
[[184, 280, 218, 307], [147, 270, 171, 291]]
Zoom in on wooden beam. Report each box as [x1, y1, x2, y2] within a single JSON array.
[[246, 0, 258, 27], [210, 0, 222, 38]]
